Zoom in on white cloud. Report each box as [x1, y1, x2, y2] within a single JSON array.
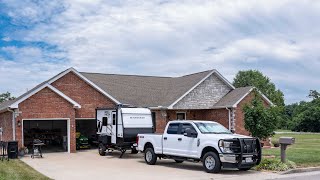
[[0, 0, 320, 104]]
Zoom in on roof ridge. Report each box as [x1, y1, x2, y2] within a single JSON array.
[[80, 69, 214, 79]]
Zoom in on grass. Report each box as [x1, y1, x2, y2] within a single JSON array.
[[0, 159, 50, 180], [275, 129, 293, 132], [263, 133, 320, 167]]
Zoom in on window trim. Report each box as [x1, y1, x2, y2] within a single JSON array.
[[176, 112, 186, 120]]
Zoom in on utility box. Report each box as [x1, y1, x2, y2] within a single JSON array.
[[279, 137, 295, 145]]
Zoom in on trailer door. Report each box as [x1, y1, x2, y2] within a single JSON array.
[[111, 111, 117, 144]]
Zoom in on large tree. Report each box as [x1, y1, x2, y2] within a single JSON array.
[[0, 92, 15, 103], [233, 70, 285, 107]]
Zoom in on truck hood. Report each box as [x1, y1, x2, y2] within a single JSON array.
[[203, 133, 252, 140]]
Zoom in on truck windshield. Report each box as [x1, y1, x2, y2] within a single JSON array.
[[194, 122, 232, 134]]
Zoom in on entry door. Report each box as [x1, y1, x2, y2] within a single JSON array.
[[111, 111, 117, 144], [178, 123, 199, 158]]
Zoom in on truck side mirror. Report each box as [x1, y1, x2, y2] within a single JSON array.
[[184, 128, 197, 138]]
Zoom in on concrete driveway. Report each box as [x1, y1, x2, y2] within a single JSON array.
[[20, 150, 289, 180]]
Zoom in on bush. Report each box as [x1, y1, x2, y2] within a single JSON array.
[[271, 139, 280, 147], [255, 158, 296, 171]]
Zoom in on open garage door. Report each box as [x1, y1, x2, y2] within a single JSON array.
[[23, 119, 69, 153], [76, 119, 97, 150]]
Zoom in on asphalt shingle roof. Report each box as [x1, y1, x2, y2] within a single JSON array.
[[81, 70, 212, 107], [213, 86, 253, 108]]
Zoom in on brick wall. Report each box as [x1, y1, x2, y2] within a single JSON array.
[[0, 111, 13, 141], [16, 87, 76, 152], [153, 109, 229, 133], [235, 91, 270, 136], [51, 72, 116, 118], [173, 74, 231, 109]]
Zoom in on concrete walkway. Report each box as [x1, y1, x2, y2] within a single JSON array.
[[20, 150, 300, 180]]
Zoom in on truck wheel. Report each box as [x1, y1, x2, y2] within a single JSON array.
[[202, 152, 221, 173], [144, 148, 157, 165], [175, 160, 184, 163], [98, 143, 106, 156]]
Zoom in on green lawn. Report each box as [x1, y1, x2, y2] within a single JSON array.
[[0, 159, 50, 180], [263, 133, 320, 167]]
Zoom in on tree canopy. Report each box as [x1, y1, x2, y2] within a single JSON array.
[[0, 92, 16, 103], [243, 92, 279, 139], [233, 70, 285, 107]]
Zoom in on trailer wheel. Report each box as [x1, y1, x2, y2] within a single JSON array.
[[98, 143, 106, 156], [202, 152, 221, 173], [131, 148, 138, 154], [144, 148, 157, 165]]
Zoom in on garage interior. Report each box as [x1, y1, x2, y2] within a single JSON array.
[[76, 119, 97, 147], [23, 120, 68, 153]]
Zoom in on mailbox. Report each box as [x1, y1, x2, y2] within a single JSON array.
[[279, 137, 295, 145]]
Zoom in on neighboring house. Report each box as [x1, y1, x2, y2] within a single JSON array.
[[0, 68, 272, 153]]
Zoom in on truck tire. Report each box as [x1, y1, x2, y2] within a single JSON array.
[[202, 152, 221, 173], [98, 143, 106, 156], [144, 148, 157, 165]]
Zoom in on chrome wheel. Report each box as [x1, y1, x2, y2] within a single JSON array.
[[205, 156, 216, 170], [146, 150, 153, 162]]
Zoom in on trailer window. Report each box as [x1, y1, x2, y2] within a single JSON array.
[[167, 123, 179, 134], [112, 113, 116, 125], [102, 117, 108, 126]]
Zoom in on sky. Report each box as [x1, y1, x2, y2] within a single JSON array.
[[0, 0, 319, 104]]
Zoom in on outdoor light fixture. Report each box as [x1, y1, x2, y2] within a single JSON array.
[[17, 120, 21, 127]]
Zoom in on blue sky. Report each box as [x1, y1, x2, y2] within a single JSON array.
[[0, 0, 319, 104]]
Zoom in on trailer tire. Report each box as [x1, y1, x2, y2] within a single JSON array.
[[144, 148, 157, 165], [131, 148, 138, 154], [98, 143, 106, 156], [202, 152, 221, 173]]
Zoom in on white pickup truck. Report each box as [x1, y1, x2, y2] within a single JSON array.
[[137, 120, 261, 173]]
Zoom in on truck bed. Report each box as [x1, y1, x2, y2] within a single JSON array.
[[137, 133, 163, 154]]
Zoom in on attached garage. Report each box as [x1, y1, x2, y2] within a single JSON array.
[[76, 119, 97, 147], [22, 119, 70, 153]]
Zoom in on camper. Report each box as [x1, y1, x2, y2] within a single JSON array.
[[96, 106, 154, 157]]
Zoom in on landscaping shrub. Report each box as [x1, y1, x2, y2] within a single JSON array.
[[255, 158, 296, 171]]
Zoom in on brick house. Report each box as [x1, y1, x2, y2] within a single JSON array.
[[0, 68, 272, 153]]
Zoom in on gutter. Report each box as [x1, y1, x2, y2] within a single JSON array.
[[226, 107, 231, 131], [7, 108, 16, 141]]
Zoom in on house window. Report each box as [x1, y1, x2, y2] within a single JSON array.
[[176, 112, 186, 120]]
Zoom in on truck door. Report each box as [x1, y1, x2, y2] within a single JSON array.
[[111, 111, 117, 144], [163, 123, 181, 156], [178, 123, 199, 158]]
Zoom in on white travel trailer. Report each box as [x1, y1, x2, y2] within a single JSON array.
[[96, 106, 154, 157]]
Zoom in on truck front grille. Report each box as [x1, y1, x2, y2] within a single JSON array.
[[240, 139, 258, 154]]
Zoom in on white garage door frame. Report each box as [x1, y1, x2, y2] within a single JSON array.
[[22, 118, 71, 153]]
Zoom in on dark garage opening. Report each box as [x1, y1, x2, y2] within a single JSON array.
[[76, 119, 97, 148], [23, 120, 68, 153]]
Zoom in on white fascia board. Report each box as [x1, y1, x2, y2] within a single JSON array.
[[168, 70, 235, 109], [9, 83, 81, 109], [232, 87, 274, 108], [47, 67, 121, 105], [9, 83, 49, 109], [212, 70, 235, 90], [47, 84, 81, 108], [168, 70, 215, 109], [232, 87, 254, 108]]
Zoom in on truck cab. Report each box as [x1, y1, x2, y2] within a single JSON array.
[[137, 120, 261, 173]]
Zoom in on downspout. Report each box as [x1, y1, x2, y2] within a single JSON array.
[[7, 108, 16, 141], [226, 107, 231, 131]]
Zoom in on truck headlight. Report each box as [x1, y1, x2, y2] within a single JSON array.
[[219, 140, 234, 153]]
